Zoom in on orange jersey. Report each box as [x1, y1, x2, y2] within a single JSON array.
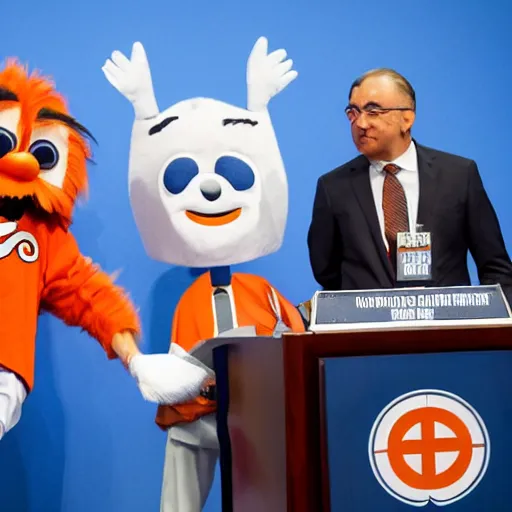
[[0, 213, 140, 391], [155, 271, 305, 429]]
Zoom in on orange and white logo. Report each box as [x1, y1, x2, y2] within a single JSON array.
[[369, 390, 490, 507], [0, 221, 38, 263]]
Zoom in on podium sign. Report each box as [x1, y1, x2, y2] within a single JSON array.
[[323, 350, 511, 511], [310, 285, 511, 331]]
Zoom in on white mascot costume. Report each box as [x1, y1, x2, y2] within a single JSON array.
[[102, 37, 305, 511]]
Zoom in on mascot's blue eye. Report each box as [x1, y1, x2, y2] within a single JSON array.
[[163, 157, 199, 194], [214, 156, 255, 191], [0, 127, 17, 158], [29, 140, 59, 170]]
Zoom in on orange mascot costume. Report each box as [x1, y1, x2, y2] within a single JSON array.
[[102, 36, 304, 511], [0, 60, 213, 441]]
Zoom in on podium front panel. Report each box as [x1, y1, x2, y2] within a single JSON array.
[[322, 350, 512, 511]]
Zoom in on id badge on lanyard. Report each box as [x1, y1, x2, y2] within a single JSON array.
[[396, 225, 432, 281]]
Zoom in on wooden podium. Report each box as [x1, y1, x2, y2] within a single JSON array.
[[208, 317, 512, 512]]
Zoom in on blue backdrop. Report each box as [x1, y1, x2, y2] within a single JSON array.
[[1, 0, 511, 511]]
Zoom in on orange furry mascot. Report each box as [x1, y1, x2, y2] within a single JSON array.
[[0, 60, 211, 440]]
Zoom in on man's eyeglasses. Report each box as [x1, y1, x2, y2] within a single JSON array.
[[345, 105, 413, 122]]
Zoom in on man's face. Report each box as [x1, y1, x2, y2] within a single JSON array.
[[347, 75, 415, 160]]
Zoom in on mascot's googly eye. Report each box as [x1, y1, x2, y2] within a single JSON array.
[[163, 157, 199, 195], [28, 140, 59, 170], [214, 156, 255, 191], [0, 127, 17, 158]]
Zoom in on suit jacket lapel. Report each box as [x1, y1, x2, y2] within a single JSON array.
[[415, 143, 438, 230], [350, 158, 394, 284]]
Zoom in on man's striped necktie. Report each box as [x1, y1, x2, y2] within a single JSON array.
[[382, 163, 409, 274]]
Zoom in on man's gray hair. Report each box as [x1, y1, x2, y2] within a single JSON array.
[[349, 68, 416, 111]]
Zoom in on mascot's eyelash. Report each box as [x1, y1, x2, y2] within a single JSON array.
[[0, 86, 18, 102], [147, 116, 257, 135], [148, 116, 179, 136], [222, 118, 258, 127], [37, 108, 97, 144]]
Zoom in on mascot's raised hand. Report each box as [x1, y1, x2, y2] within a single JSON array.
[[103, 36, 303, 512], [102, 42, 159, 120], [247, 36, 298, 112]]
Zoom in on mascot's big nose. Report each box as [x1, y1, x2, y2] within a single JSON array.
[[200, 179, 222, 201], [0, 152, 40, 181]]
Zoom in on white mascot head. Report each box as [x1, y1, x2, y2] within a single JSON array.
[[102, 37, 297, 268]]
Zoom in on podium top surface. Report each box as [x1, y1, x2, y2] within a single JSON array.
[[188, 286, 512, 365], [188, 318, 512, 368]]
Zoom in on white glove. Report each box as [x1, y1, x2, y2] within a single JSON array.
[[101, 41, 159, 120], [128, 353, 210, 405], [246, 36, 298, 112], [0, 367, 27, 440]]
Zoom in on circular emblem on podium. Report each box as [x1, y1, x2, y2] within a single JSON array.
[[368, 389, 490, 507]]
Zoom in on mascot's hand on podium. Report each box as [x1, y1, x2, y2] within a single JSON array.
[[128, 353, 210, 405]]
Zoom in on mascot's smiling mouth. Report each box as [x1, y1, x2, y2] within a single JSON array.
[[185, 208, 242, 226]]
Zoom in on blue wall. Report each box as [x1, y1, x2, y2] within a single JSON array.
[[1, 0, 511, 510]]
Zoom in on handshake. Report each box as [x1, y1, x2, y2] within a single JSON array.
[[128, 352, 212, 405], [113, 332, 213, 405]]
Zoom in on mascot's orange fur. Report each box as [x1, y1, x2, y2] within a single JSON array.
[[0, 60, 211, 441], [0, 59, 140, 409], [0, 59, 94, 223]]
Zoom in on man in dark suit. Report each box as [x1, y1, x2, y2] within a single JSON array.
[[307, 68, 512, 303]]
